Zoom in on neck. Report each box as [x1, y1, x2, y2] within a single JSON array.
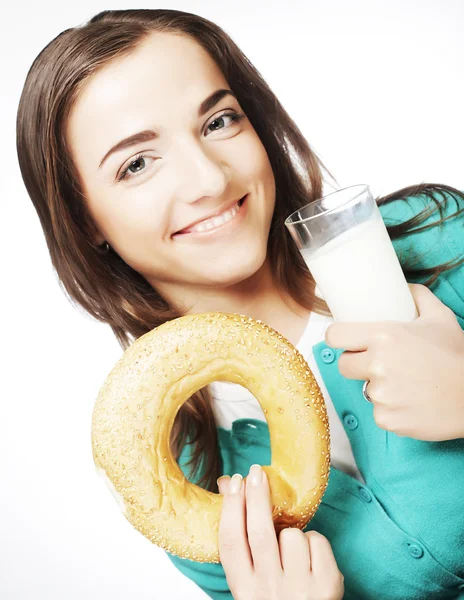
[[158, 258, 312, 347]]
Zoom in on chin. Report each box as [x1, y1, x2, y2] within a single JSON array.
[[205, 245, 268, 287]]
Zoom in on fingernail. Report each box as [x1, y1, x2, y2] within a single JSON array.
[[249, 464, 263, 487], [229, 473, 243, 494], [217, 476, 230, 494]]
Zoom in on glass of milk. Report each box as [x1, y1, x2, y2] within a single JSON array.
[[285, 184, 418, 322]]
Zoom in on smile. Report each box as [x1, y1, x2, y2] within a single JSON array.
[[173, 195, 247, 238]]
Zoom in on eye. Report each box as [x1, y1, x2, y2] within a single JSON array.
[[117, 153, 155, 182], [205, 111, 246, 136], [116, 111, 246, 182]]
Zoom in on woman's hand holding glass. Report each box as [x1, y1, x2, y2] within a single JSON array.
[[325, 283, 464, 441], [217, 465, 344, 600]]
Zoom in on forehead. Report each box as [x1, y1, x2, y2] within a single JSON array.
[[74, 32, 227, 116], [67, 32, 230, 172]]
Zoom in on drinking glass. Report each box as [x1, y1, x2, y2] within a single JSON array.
[[285, 184, 418, 322]]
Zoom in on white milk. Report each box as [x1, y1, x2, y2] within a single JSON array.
[[302, 216, 418, 322]]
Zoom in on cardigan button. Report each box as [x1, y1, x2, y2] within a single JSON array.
[[408, 544, 424, 559], [233, 420, 259, 433], [321, 348, 335, 364], [359, 487, 372, 503], [343, 414, 359, 430]]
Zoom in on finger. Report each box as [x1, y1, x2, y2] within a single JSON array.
[[306, 531, 340, 575], [218, 474, 253, 580], [325, 322, 374, 351], [326, 321, 402, 352], [245, 465, 283, 575], [337, 349, 371, 380], [217, 476, 230, 495], [279, 528, 311, 575], [408, 283, 454, 320], [373, 405, 401, 432]]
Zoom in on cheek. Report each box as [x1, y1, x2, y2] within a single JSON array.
[[235, 129, 271, 176], [89, 191, 168, 259], [253, 141, 275, 196], [117, 210, 166, 249], [257, 152, 276, 212], [240, 140, 276, 206]]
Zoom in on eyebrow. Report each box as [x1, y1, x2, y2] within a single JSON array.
[[98, 88, 238, 170]]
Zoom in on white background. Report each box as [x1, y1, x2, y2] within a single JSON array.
[[2, 0, 463, 598]]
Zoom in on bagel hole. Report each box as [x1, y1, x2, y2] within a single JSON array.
[[171, 381, 268, 495]]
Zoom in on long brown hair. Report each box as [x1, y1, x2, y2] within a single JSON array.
[[16, 8, 464, 493]]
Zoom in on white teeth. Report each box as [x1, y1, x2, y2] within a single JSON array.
[[188, 202, 240, 233]]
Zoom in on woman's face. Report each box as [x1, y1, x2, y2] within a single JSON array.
[[67, 32, 276, 306]]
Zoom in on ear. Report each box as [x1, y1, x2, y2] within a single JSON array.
[[87, 221, 106, 247]]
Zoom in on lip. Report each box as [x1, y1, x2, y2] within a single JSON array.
[[173, 195, 248, 238]]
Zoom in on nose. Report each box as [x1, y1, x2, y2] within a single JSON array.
[[173, 139, 231, 204]]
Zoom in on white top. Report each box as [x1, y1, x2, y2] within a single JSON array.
[[208, 311, 365, 483]]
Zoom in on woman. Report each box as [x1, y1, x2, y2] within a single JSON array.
[[16, 9, 464, 600]]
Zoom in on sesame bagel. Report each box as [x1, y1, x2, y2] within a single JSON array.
[[91, 312, 330, 563]]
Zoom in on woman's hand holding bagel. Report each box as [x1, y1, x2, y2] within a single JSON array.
[[218, 464, 344, 600]]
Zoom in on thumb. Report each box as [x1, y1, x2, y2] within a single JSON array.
[[217, 476, 230, 494], [408, 283, 451, 318]]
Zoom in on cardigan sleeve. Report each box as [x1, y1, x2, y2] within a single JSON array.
[[378, 189, 464, 328]]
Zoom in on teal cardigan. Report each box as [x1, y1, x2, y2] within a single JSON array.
[[166, 191, 464, 600]]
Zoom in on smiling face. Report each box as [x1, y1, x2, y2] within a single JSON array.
[[66, 32, 276, 309]]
